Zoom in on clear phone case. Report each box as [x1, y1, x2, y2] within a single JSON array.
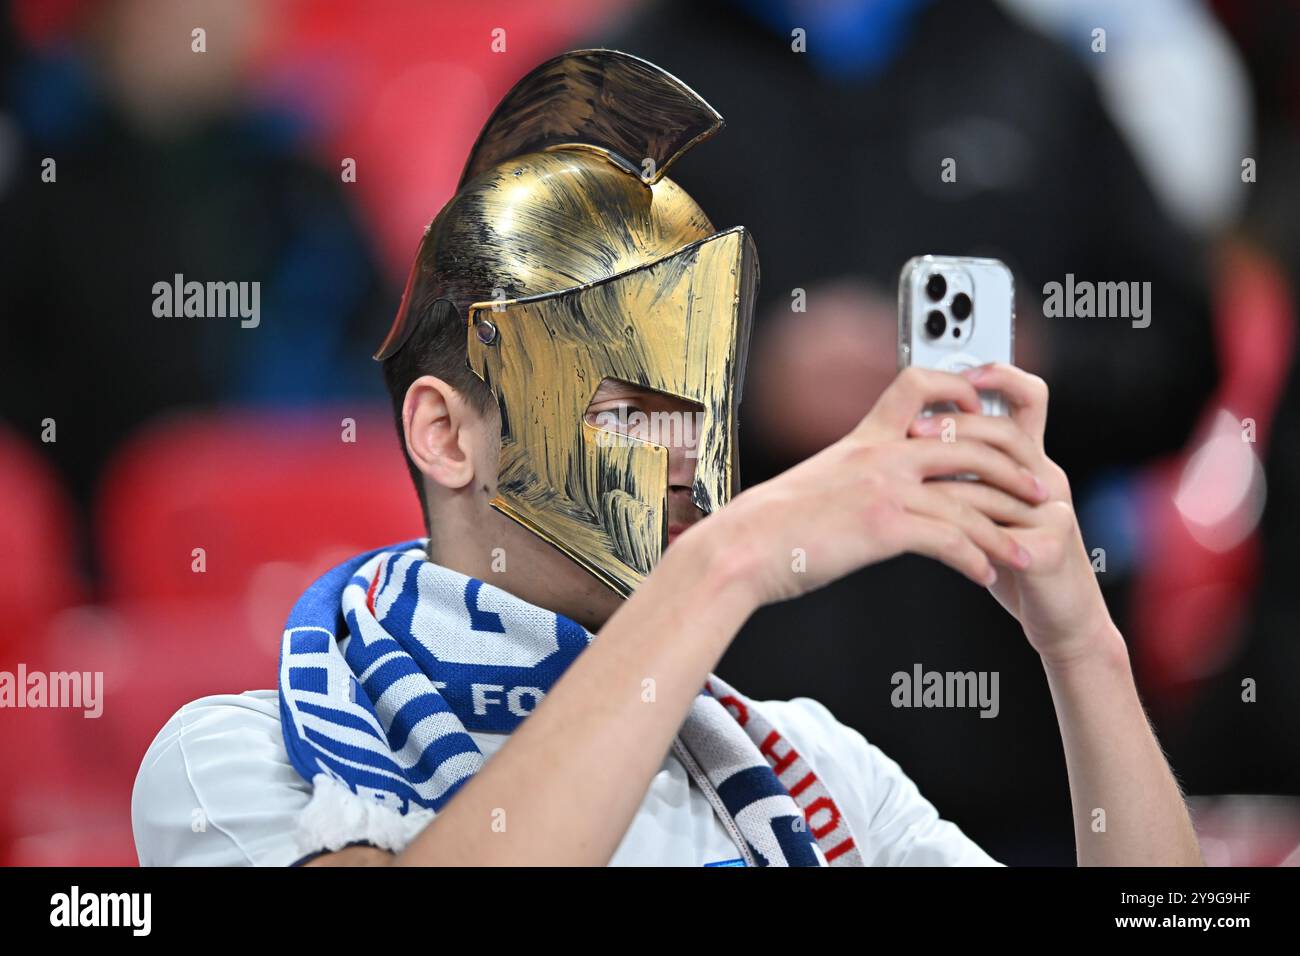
[[899, 255, 1015, 416]]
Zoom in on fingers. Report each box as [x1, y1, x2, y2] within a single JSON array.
[[884, 510, 999, 587], [901, 484, 1031, 571], [907, 408, 1072, 503], [904, 440, 1048, 504], [908, 411, 1043, 475], [959, 363, 1049, 446], [860, 367, 983, 439], [926, 478, 1041, 528]]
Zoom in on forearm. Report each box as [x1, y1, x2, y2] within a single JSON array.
[[1042, 622, 1203, 866], [392, 525, 757, 866]]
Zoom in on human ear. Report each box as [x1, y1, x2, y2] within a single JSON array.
[[402, 375, 478, 491]]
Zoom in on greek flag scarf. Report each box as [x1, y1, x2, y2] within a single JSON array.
[[278, 540, 862, 866]]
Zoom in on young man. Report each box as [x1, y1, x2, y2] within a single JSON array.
[[132, 50, 1202, 867]]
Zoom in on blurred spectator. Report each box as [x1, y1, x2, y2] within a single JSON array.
[[1001, 0, 1252, 235], [1165, 0, 1300, 799], [0, 0, 392, 576], [594, 0, 1220, 863]]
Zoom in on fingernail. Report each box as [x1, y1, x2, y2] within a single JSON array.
[[1025, 470, 1047, 500], [1016, 544, 1031, 568], [913, 415, 937, 432], [984, 567, 998, 587]]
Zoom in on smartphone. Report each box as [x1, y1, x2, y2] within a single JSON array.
[[898, 255, 1015, 417]]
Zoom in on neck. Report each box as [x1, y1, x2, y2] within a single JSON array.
[[425, 512, 622, 632]]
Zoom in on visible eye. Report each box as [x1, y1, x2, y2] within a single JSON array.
[[585, 402, 646, 434]]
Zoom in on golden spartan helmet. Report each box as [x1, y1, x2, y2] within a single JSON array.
[[373, 49, 759, 597]]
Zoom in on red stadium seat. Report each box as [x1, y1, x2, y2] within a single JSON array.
[[0, 426, 83, 652], [2, 408, 424, 865], [97, 407, 425, 603], [0, 598, 285, 866]]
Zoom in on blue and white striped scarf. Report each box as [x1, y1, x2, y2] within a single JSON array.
[[278, 540, 862, 866]]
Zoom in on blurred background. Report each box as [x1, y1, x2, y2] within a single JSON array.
[[0, 0, 1297, 866]]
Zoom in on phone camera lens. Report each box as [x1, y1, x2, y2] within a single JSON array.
[[925, 273, 947, 302], [951, 292, 972, 319], [925, 310, 946, 338]]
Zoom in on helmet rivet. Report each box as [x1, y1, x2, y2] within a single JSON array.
[[475, 319, 498, 345]]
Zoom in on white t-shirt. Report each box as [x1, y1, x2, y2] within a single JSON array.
[[131, 689, 1002, 867]]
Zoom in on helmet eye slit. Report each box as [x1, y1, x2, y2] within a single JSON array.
[[584, 377, 704, 451]]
